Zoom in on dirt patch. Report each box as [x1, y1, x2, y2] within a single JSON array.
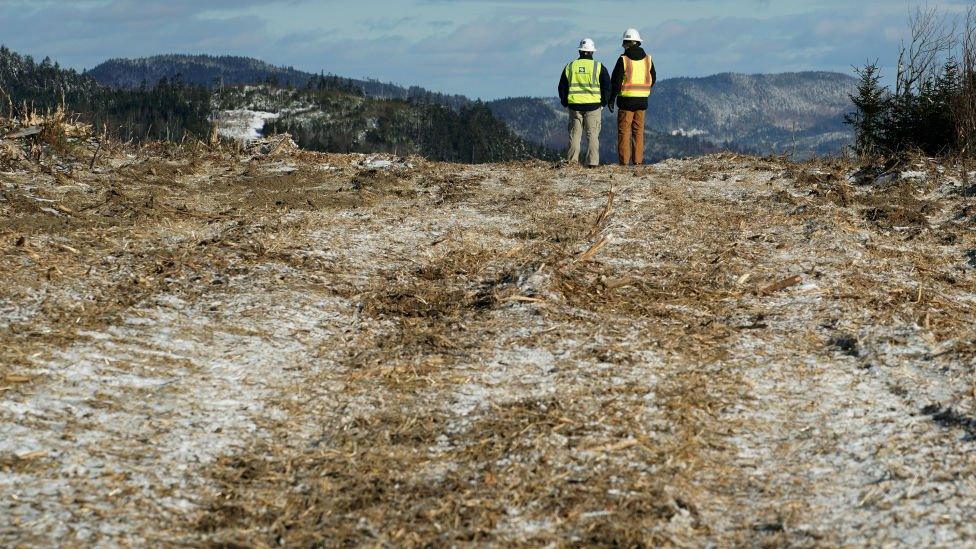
[[829, 335, 860, 357], [857, 181, 937, 228], [921, 405, 976, 441]]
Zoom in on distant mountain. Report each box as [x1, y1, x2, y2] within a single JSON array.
[[87, 54, 470, 109], [89, 55, 857, 159], [88, 54, 314, 88], [487, 97, 727, 163], [489, 72, 857, 158], [91, 54, 713, 160], [650, 72, 856, 155]]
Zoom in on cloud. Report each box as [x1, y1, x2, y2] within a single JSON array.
[[0, 0, 929, 98], [0, 0, 301, 67], [621, 8, 908, 80]]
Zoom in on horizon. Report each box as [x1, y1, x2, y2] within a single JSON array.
[[0, 0, 971, 99], [84, 52, 859, 95]]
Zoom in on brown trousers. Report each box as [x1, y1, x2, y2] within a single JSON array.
[[617, 109, 646, 165]]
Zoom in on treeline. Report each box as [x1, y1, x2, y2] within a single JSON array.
[[1, 46, 551, 162], [268, 98, 556, 163], [87, 54, 316, 90], [86, 78, 212, 142], [846, 8, 976, 157], [0, 46, 212, 141], [87, 54, 472, 110]]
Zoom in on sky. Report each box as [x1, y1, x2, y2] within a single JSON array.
[[0, 0, 972, 99]]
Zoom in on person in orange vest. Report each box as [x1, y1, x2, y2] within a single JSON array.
[[608, 28, 657, 166]]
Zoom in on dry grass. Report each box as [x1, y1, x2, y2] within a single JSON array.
[[2, 134, 976, 546]]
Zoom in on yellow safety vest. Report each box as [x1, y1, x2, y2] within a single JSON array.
[[565, 59, 602, 105], [620, 54, 654, 98]]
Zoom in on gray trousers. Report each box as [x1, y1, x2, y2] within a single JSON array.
[[567, 107, 602, 166]]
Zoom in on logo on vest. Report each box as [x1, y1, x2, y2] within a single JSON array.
[[578, 67, 586, 73]]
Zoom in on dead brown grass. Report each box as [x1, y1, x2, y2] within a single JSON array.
[[195, 364, 748, 547], [3, 132, 976, 546]]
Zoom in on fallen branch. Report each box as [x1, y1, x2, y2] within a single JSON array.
[[4, 374, 32, 383], [587, 187, 615, 239], [760, 275, 802, 295], [575, 235, 611, 264], [89, 139, 103, 170], [604, 276, 637, 290], [503, 295, 545, 303], [5, 126, 40, 139], [584, 438, 640, 453], [16, 450, 46, 461]]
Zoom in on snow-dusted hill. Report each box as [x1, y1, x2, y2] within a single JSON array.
[[650, 72, 856, 154], [211, 85, 554, 162], [87, 54, 470, 108], [90, 55, 856, 158], [489, 72, 857, 158]]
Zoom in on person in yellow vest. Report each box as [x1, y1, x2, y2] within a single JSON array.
[[608, 28, 657, 166], [558, 38, 610, 167]]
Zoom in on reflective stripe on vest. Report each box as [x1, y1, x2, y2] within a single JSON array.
[[566, 59, 602, 105], [620, 55, 653, 98]]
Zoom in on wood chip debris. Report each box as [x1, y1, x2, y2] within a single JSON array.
[[2, 135, 974, 547]]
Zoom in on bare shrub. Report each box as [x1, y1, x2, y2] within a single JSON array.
[[955, 6, 976, 155]]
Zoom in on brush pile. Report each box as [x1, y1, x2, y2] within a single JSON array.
[[1, 135, 975, 545]]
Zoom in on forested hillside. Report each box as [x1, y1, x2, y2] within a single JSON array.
[[88, 55, 471, 109], [649, 72, 856, 155], [0, 47, 211, 141], [2, 48, 547, 162], [217, 84, 555, 163], [88, 55, 315, 89], [89, 55, 855, 159], [14, 49, 855, 161]]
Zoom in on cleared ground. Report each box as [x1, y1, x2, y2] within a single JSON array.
[[2, 142, 975, 546]]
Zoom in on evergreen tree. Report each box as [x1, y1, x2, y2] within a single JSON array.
[[925, 59, 961, 153], [845, 62, 889, 156]]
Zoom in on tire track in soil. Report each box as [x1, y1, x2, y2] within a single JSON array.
[[192, 166, 764, 545], [5, 153, 975, 546]]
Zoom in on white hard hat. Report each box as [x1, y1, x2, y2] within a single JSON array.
[[623, 28, 642, 43], [578, 38, 596, 52]]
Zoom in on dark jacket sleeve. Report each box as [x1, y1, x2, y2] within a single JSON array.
[[650, 61, 657, 88], [609, 57, 624, 106], [599, 65, 611, 106], [558, 67, 569, 108]]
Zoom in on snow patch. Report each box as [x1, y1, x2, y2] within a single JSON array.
[[670, 128, 709, 138], [900, 170, 928, 180], [216, 110, 279, 142]]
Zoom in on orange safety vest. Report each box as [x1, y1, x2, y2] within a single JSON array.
[[620, 55, 654, 98]]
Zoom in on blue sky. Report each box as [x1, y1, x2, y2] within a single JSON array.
[[0, 0, 971, 98]]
